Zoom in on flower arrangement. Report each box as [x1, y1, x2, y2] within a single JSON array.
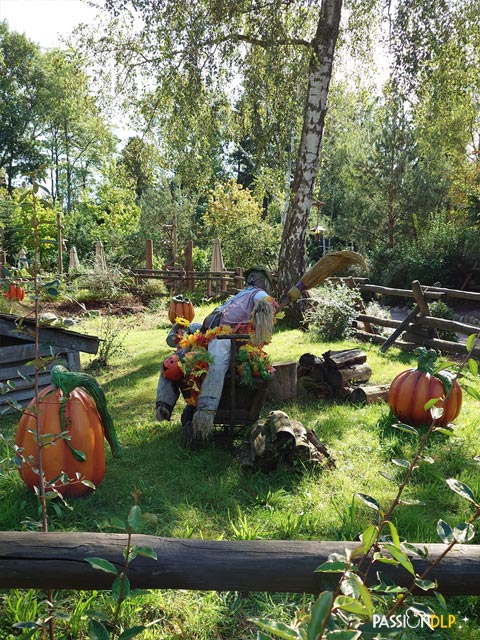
[[177, 326, 234, 405], [236, 344, 275, 386]]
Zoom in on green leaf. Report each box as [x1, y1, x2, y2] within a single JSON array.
[[84, 557, 118, 575], [351, 524, 377, 557], [453, 522, 475, 543], [392, 422, 419, 436], [424, 397, 441, 411], [430, 406, 445, 420], [355, 493, 380, 511], [464, 386, 480, 401], [382, 544, 415, 576], [315, 560, 349, 573], [128, 505, 142, 531], [109, 517, 126, 530], [112, 574, 131, 602], [136, 546, 158, 560], [334, 595, 368, 617], [414, 577, 437, 591], [466, 334, 478, 352], [386, 521, 401, 549], [434, 591, 447, 610], [67, 443, 87, 462], [402, 542, 428, 558], [253, 618, 302, 639], [446, 478, 477, 504], [326, 631, 361, 639], [88, 618, 110, 640], [437, 519, 453, 544], [391, 458, 410, 469], [468, 359, 478, 376], [308, 592, 334, 640], [118, 627, 147, 640], [432, 426, 454, 436], [81, 480, 96, 490]]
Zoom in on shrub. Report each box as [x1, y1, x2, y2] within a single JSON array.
[[428, 300, 459, 342], [303, 284, 358, 341]]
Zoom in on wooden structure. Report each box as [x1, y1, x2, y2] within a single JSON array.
[[325, 278, 480, 357], [0, 314, 99, 411], [1, 532, 480, 595]]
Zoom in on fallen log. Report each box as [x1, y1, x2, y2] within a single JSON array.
[[347, 384, 390, 405], [2, 533, 480, 595]]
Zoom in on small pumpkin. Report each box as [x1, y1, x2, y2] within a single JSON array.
[[388, 348, 462, 426], [168, 294, 195, 324], [162, 354, 184, 381], [16, 386, 106, 498]]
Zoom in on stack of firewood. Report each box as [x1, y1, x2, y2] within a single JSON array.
[[297, 348, 389, 404]]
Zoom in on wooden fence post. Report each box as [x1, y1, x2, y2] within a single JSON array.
[[184, 240, 194, 291], [145, 240, 154, 270]]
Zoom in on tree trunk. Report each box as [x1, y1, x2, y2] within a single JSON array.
[[277, 0, 343, 301]]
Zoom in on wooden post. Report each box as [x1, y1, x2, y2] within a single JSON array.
[[145, 240, 154, 270], [266, 361, 297, 402], [184, 240, 194, 291], [234, 267, 244, 290], [0, 249, 6, 266], [412, 279, 438, 339], [345, 276, 374, 333]]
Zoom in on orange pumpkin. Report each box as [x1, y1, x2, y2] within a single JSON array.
[[388, 348, 462, 427], [162, 354, 184, 381], [168, 294, 195, 324], [16, 385, 106, 498]]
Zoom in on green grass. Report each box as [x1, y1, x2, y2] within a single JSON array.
[[1, 305, 480, 638]]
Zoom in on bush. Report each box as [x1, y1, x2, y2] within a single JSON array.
[[303, 284, 358, 341], [428, 300, 458, 342]]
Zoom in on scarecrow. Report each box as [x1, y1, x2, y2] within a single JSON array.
[[155, 266, 277, 438]]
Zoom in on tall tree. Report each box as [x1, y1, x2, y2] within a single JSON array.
[[83, 0, 346, 295], [0, 21, 48, 191]]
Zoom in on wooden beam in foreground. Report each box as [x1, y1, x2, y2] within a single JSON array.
[[1, 533, 480, 595]]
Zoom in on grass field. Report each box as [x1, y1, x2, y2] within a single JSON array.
[[1, 305, 479, 639]]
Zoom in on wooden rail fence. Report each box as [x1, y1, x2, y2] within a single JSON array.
[[132, 268, 244, 296], [1, 532, 480, 595], [327, 278, 480, 357]]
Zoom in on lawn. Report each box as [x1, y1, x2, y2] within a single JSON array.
[[0, 305, 479, 639]]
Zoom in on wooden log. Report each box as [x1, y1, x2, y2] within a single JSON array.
[[355, 329, 417, 352], [356, 314, 400, 329], [266, 361, 297, 402], [2, 532, 480, 595], [380, 306, 420, 353], [359, 283, 480, 303], [299, 353, 324, 369], [418, 316, 480, 336], [323, 349, 367, 368], [326, 363, 372, 389], [347, 384, 390, 405], [412, 279, 439, 340]]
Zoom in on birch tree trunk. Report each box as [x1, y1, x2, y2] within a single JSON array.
[[277, 0, 343, 300]]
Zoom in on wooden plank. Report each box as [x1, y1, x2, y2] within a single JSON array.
[[0, 343, 54, 364], [380, 307, 420, 353], [0, 315, 99, 354], [266, 361, 297, 402], [2, 533, 480, 595], [1, 358, 64, 381]]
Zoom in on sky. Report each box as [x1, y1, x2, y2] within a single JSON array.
[[0, 0, 99, 48]]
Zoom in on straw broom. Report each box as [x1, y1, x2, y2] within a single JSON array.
[[278, 250, 368, 312]]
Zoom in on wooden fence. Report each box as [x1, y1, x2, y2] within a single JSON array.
[[1, 532, 480, 595], [328, 278, 480, 357], [132, 267, 244, 296]]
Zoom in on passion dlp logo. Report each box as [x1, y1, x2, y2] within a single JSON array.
[[372, 610, 456, 630]]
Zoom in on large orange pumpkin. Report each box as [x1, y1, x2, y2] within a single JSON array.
[[16, 385, 106, 498], [388, 348, 462, 427], [168, 294, 195, 324]]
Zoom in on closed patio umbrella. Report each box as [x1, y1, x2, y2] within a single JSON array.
[[210, 237, 225, 273], [68, 246, 80, 273]]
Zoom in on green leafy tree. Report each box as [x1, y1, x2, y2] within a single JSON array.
[[0, 21, 49, 191], [203, 179, 281, 268]]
